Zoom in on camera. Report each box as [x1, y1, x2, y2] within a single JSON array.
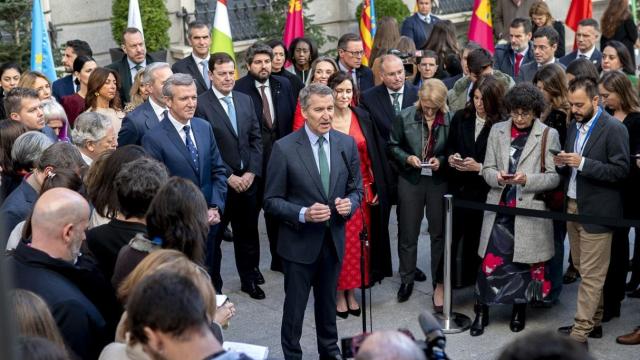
[[388, 49, 424, 79]]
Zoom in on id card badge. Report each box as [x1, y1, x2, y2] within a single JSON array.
[[420, 167, 433, 176], [509, 146, 517, 158]]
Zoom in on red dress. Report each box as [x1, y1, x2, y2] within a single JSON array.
[[61, 93, 86, 128], [292, 101, 304, 131], [337, 112, 374, 290]]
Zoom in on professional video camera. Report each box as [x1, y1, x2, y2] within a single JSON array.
[[340, 311, 449, 360], [387, 49, 424, 79]]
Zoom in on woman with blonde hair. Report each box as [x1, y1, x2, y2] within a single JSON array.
[[124, 69, 149, 113], [17, 71, 52, 101], [529, 0, 565, 58], [389, 78, 450, 308]]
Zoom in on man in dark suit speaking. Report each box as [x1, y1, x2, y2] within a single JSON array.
[[264, 84, 363, 360]]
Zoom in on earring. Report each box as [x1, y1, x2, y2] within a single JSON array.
[[94, 92, 99, 97]]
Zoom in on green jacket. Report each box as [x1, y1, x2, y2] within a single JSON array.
[[388, 105, 450, 185], [447, 70, 515, 113]]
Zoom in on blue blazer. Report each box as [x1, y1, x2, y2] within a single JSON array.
[[263, 128, 363, 264], [359, 82, 418, 141], [118, 100, 161, 146], [493, 42, 535, 78], [141, 115, 228, 211], [559, 49, 602, 69], [0, 180, 37, 245], [400, 13, 441, 49], [52, 75, 75, 103]]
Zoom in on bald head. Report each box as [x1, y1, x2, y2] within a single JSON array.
[[379, 55, 405, 91], [30, 188, 90, 262], [356, 331, 426, 360]]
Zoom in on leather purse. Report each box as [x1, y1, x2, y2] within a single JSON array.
[[534, 127, 564, 211]]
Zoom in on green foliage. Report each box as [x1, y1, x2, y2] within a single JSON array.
[[355, 0, 410, 26], [0, 0, 32, 69], [256, 0, 336, 53], [111, 0, 171, 52]]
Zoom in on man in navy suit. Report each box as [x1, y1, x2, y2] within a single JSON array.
[[107, 27, 155, 104], [559, 19, 602, 69], [400, 0, 440, 49], [360, 54, 418, 142], [516, 26, 565, 83], [493, 18, 535, 79], [264, 84, 362, 360], [52, 40, 93, 103], [142, 73, 227, 273], [172, 21, 212, 95], [195, 53, 264, 298], [336, 33, 375, 94], [118, 62, 172, 146], [234, 42, 295, 272]]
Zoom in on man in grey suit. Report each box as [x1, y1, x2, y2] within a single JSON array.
[[172, 21, 212, 95], [264, 84, 362, 360], [516, 27, 565, 83], [555, 77, 629, 347], [118, 62, 172, 146]]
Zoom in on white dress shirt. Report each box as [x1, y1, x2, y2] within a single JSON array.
[[387, 85, 405, 109], [298, 124, 331, 223], [167, 112, 197, 149], [127, 58, 147, 82], [149, 97, 167, 121], [567, 109, 600, 199], [192, 54, 211, 78], [338, 61, 358, 85], [255, 79, 275, 121], [577, 46, 596, 60]]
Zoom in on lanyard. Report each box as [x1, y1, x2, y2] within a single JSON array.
[[574, 107, 601, 155]]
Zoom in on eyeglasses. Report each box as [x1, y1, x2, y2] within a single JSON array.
[[341, 49, 365, 57], [510, 111, 533, 120]]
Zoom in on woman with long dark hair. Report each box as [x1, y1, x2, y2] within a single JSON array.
[[601, 0, 638, 67], [424, 20, 461, 78], [601, 40, 638, 86], [0, 62, 21, 119], [447, 75, 506, 288], [85, 67, 124, 136], [61, 55, 97, 126]]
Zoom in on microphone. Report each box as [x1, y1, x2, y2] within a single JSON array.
[[419, 312, 448, 360]]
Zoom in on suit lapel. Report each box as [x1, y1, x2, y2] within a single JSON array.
[[518, 120, 543, 164], [499, 123, 510, 171], [566, 121, 577, 152], [377, 87, 395, 123], [582, 115, 606, 156], [143, 102, 160, 129], [208, 91, 239, 138], [161, 116, 199, 174], [188, 56, 208, 91], [401, 83, 415, 108], [296, 130, 327, 201], [328, 131, 341, 198]]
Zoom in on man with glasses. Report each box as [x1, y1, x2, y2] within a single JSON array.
[[336, 33, 374, 93], [516, 26, 565, 83]]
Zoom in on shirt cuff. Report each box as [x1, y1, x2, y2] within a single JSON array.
[[578, 157, 586, 171], [298, 207, 307, 223], [478, 163, 483, 175]]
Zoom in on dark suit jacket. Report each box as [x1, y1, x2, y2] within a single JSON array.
[[356, 65, 375, 93], [117, 100, 161, 146], [142, 115, 227, 210], [493, 42, 535, 78], [0, 180, 37, 245], [359, 82, 418, 141], [558, 110, 630, 233], [273, 69, 305, 101], [263, 128, 363, 264], [172, 55, 209, 95], [195, 89, 263, 177], [516, 59, 566, 83], [106, 54, 156, 104], [400, 13, 441, 49], [52, 75, 75, 103], [559, 49, 603, 69], [442, 73, 462, 90]]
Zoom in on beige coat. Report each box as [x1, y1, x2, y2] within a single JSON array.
[[479, 119, 561, 263]]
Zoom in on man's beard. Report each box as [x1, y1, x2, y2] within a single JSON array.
[[575, 107, 595, 123]]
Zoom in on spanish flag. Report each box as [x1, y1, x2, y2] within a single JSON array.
[[283, 0, 305, 50], [565, 0, 592, 50], [468, 0, 495, 54], [210, 0, 235, 61], [359, 0, 376, 66]]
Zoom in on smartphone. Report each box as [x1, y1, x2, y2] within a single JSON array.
[[452, 155, 463, 162], [549, 149, 561, 156], [420, 162, 432, 168], [502, 174, 516, 180]]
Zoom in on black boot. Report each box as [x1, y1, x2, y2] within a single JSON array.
[[470, 302, 489, 336], [510, 304, 526, 332]]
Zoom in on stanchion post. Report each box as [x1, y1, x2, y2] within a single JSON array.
[[435, 194, 471, 334]]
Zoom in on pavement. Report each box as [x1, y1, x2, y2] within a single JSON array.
[[219, 209, 640, 359]]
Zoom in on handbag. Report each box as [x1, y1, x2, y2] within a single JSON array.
[[535, 127, 564, 211]]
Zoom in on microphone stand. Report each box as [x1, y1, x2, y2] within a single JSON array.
[[341, 151, 370, 334]]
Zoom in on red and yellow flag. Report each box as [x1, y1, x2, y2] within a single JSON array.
[[468, 0, 495, 54], [359, 0, 374, 66], [283, 0, 304, 50], [566, 0, 592, 50]]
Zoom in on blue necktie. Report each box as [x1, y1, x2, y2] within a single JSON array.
[[223, 96, 238, 134], [183, 125, 199, 170], [201, 60, 211, 89]]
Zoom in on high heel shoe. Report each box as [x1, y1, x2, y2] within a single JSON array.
[[432, 295, 443, 313], [510, 304, 526, 332], [470, 303, 489, 336], [336, 309, 349, 319], [348, 305, 361, 317]]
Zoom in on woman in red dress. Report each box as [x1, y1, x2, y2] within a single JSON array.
[[61, 55, 97, 127], [327, 71, 393, 318]]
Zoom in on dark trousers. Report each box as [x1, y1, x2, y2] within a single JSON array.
[[205, 224, 220, 287], [212, 183, 260, 291], [451, 206, 483, 288], [603, 227, 630, 312], [281, 233, 341, 360], [258, 176, 282, 271], [547, 220, 567, 302]]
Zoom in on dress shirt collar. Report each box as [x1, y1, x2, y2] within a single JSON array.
[[192, 53, 210, 65], [212, 86, 231, 100], [127, 57, 146, 70], [576, 107, 599, 132], [167, 111, 192, 134], [577, 46, 596, 60], [418, 13, 432, 23], [304, 123, 330, 145], [539, 58, 556, 67], [387, 85, 405, 97], [255, 79, 271, 89], [148, 97, 166, 117], [338, 61, 353, 73]]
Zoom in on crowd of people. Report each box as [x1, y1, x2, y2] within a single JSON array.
[[1, 0, 640, 359]]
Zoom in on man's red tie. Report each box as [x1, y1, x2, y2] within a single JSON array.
[[514, 53, 524, 77]]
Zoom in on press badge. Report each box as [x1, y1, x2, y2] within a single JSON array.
[[420, 167, 433, 176]]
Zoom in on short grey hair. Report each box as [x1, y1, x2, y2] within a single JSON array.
[[11, 131, 54, 169], [143, 62, 171, 85], [41, 99, 68, 123], [355, 331, 426, 360], [71, 112, 112, 148], [379, 54, 403, 72], [162, 73, 195, 98], [299, 83, 334, 110]]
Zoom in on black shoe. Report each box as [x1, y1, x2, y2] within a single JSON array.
[[510, 304, 526, 332], [336, 309, 349, 319], [348, 305, 361, 317], [240, 282, 265, 299], [223, 227, 233, 242], [558, 325, 602, 339], [563, 267, 580, 284], [397, 283, 414, 302], [253, 268, 265, 285], [629, 288, 640, 298], [470, 303, 489, 336], [602, 305, 620, 323], [432, 295, 443, 313], [626, 280, 640, 292], [414, 268, 427, 282]]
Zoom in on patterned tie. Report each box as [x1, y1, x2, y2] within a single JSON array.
[[183, 125, 199, 170], [201, 60, 211, 89], [514, 53, 524, 77], [223, 96, 238, 134], [392, 93, 401, 116], [579, 54, 587, 59], [317, 136, 330, 196], [259, 85, 273, 129]]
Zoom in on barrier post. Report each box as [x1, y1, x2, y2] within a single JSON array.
[[435, 194, 471, 334]]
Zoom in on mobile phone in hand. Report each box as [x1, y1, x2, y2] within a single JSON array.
[[502, 174, 516, 180], [549, 149, 561, 156], [420, 162, 432, 168]]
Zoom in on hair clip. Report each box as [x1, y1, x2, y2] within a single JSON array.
[[46, 171, 56, 179], [151, 236, 163, 246]]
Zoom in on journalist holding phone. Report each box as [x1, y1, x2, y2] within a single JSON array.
[[388, 78, 450, 307], [470, 82, 561, 336]]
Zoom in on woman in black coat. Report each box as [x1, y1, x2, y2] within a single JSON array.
[[601, 0, 638, 68], [446, 74, 507, 288]]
